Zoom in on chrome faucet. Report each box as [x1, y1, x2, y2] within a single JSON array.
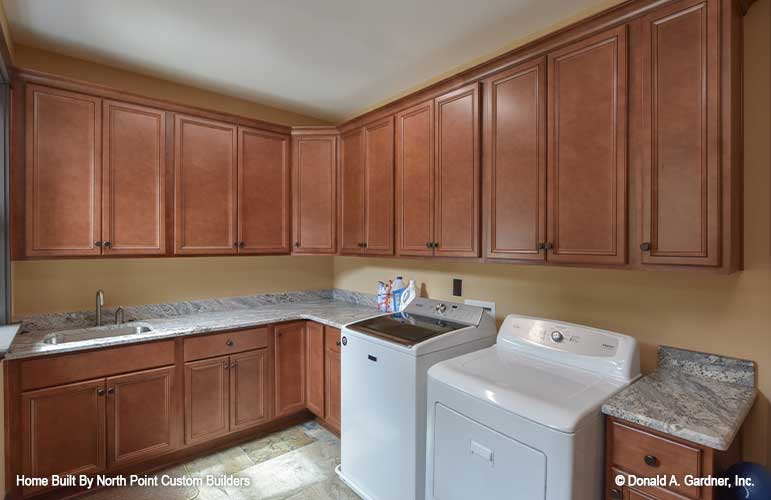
[[115, 307, 125, 325], [96, 289, 104, 326]]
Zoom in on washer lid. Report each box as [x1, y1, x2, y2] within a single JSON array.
[[428, 346, 630, 433]]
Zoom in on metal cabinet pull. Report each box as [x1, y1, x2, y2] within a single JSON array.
[[644, 455, 659, 467], [610, 488, 622, 499], [224, 362, 230, 370], [544, 242, 554, 250], [103, 241, 112, 248], [107, 388, 115, 395], [97, 389, 105, 396], [226, 340, 234, 347], [640, 242, 652, 251]]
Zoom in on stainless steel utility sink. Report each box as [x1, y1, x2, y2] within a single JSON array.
[[41, 324, 153, 345]]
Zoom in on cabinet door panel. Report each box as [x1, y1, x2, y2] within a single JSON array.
[[484, 59, 547, 260], [305, 322, 325, 417], [238, 127, 290, 254], [184, 355, 229, 444], [547, 26, 628, 264], [364, 116, 395, 255], [435, 83, 481, 257], [638, 0, 719, 266], [396, 101, 434, 256], [230, 349, 270, 431], [292, 135, 337, 254], [21, 379, 106, 495], [174, 115, 237, 254], [339, 129, 366, 255], [274, 322, 306, 417], [25, 84, 101, 256], [325, 347, 341, 433], [102, 100, 166, 255], [107, 366, 175, 468]]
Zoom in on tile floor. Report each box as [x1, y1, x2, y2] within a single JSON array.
[[85, 422, 359, 500]]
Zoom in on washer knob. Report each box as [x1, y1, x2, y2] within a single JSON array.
[[550, 331, 565, 343], [435, 303, 447, 313]]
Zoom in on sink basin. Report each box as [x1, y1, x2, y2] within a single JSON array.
[[41, 325, 153, 345]]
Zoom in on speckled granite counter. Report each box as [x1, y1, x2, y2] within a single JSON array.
[[7, 289, 380, 360], [602, 346, 757, 450]]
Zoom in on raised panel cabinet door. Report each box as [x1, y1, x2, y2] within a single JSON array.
[[292, 134, 337, 254], [364, 116, 395, 255], [305, 322, 325, 417], [184, 355, 230, 445], [230, 349, 270, 431], [434, 83, 481, 258], [102, 100, 166, 255], [637, 0, 720, 266], [339, 128, 366, 255], [25, 84, 101, 257], [274, 321, 306, 417], [547, 26, 628, 265], [324, 346, 341, 433], [21, 378, 106, 496], [238, 127, 291, 254], [484, 58, 547, 261], [174, 114, 238, 255], [396, 100, 435, 256], [106, 366, 176, 468]]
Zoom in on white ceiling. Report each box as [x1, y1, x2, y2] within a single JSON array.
[[4, 0, 607, 122]]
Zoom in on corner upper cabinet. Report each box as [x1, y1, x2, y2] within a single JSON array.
[[25, 84, 102, 257], [102, 100, 166, 255], [339, 117, 395, 256], [174, 114, 238, 255], [237, 127, 291, 254], [635, 0, 725, 268], [396, 83, 480, 258], [484, 58, 547, 261], [292, 129, 337, 254], [546, 26, 628, 265]]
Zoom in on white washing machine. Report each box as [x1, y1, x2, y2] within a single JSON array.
[[336, 298, 497, 500], [425, 314, 640, 500]]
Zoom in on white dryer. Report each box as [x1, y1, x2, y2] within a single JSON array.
[[425, 314, 640, 500]]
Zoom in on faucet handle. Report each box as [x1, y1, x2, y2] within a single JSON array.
[[115, 307, 125, 325]]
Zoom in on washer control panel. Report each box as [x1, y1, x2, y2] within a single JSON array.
[[405, 298, 484, 326]]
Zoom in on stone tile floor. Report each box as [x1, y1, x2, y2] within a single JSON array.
[[85, 422, 359, 500]]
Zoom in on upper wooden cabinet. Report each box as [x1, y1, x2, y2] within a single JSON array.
[[102, 100, 166, 255], [174, 115, 238, 255], [238, 127, 291, 254], [292, 130, 337, 254], [25, 85, 102, 257], [396, 83, 480, 258], [339, 117, 395, 255], [484, 58, 547, 261], [635, 0, 721, 267], [546, 26, 628, 265]]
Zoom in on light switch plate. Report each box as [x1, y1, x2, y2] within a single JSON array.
[[464, 299, 495, 319]]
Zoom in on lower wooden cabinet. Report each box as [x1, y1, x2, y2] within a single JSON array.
[[107, 366, 176, 468], [274, 322, 307, 417], [185, 349, 271, 444], [21, 379, 106, 495], [230, 349, 271, 431], [305, 322, 325, 417], [324, 327, 342, 433]]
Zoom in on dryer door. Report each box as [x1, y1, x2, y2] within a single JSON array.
[[431, 403, 546, 500]]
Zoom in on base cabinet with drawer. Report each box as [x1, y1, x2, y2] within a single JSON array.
[[606, 417, 741, 500]]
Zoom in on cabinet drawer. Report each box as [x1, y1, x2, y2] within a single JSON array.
[[20, 340, 175, 391], [325, 326, 341, 353], [184, 327, 269, 361], [610, 421, 702, 499]]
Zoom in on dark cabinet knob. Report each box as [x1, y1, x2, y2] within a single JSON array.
[[226, 340, 234, 347], [294, 242, 300, 248], [94, 241, 102, 247], [544, 242, 554, 250], [239, 241, 246, 248], [644, 455, 659, 467], [610, 488, 622, 499], [640, 242, 652, 251], [107, 388, 115, 395], [97, 389, 105, 396], [362, 242, 367, 248], [336, 341, 341, 347], [224, 362, 230, 370], [536, 242, 545, 251], [426, 242, 432, 248], [433, 242, 439, 248], [231, 362, 237, 368], [103, 241, 112, 248]]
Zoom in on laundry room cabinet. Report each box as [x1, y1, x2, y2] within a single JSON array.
[[396, 83, 481, 258]]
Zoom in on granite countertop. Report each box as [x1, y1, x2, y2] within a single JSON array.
[[602, 346, 757, 450], [7, 290, 380, 361]]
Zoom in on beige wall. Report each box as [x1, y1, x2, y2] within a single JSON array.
[[12, 45, 329, 127], [335, 0, 771, 465], [12, 256, 334, 316]]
